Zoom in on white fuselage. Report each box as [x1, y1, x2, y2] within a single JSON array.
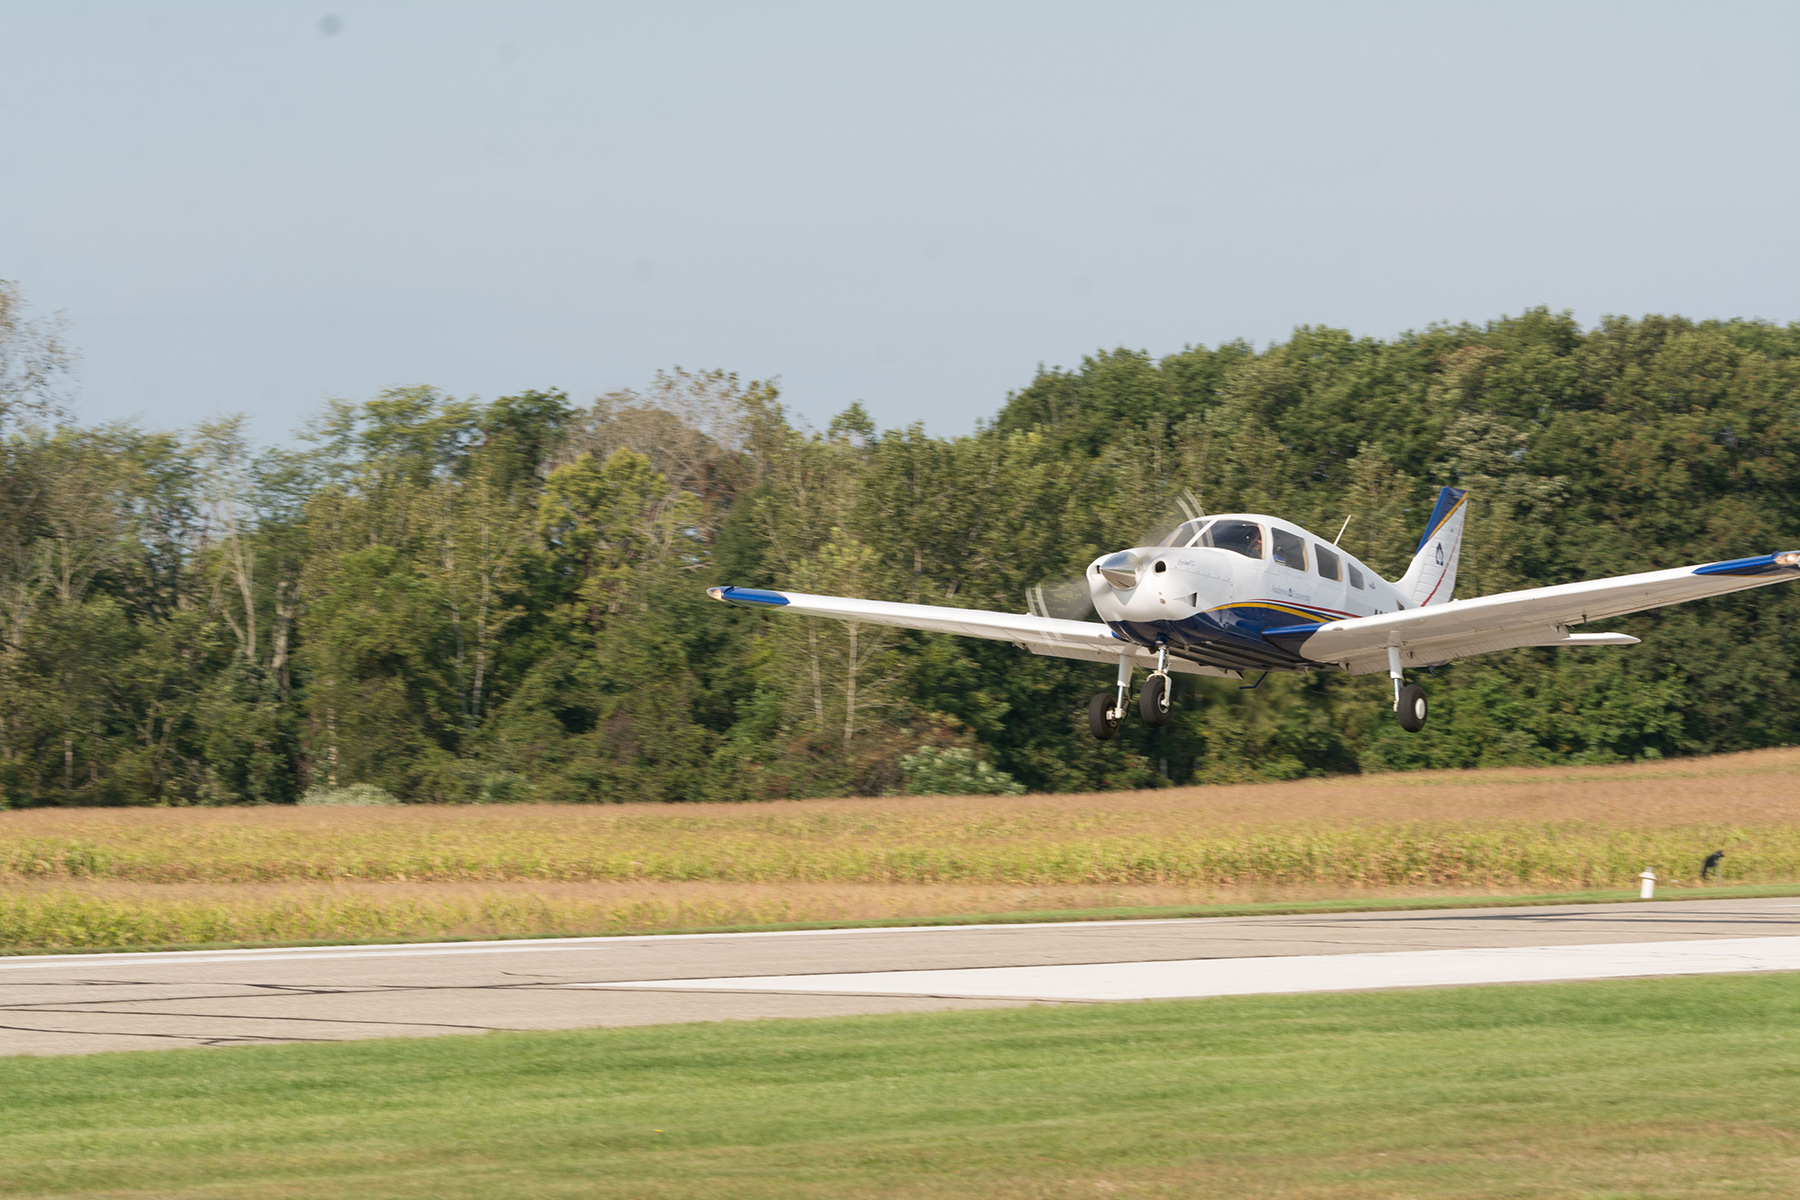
[[1086, 513, 1409, 670]]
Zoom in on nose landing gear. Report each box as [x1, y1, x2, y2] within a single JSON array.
[[1088, 648, 1174, 739], [1139, 674, 1172, 726], [1140, 645, 1173, 727]]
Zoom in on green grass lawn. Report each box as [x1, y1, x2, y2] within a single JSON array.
[[5, 974, 1800, 1198]]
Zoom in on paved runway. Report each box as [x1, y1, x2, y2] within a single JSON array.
[[592, 936, 1800, 1000], [2, 897, 1796, 1057]]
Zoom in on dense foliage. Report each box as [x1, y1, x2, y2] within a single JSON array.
[[3, 309, 1799, 806]]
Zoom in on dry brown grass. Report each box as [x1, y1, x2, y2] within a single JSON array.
[[3, 748, 1799, 948], [6, 745, 1800, 845]]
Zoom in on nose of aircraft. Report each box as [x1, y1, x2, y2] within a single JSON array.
[[1095, 551, 1140, 589]]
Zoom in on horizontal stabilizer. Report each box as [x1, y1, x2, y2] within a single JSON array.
[[1554, 632, 1641, 647]]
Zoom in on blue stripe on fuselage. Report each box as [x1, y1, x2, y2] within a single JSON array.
[[1108, 600, 1341, 669]]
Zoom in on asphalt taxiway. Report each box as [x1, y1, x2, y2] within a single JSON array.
[[2, 896, 1796, 1056]]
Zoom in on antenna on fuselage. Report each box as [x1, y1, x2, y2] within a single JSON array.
[[1333, 514, 1353, 545]]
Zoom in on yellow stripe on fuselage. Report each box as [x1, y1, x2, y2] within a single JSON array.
[[1203, 601, 1331, 624]]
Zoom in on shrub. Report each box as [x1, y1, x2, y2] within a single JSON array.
[[898, 747, 1027, 796], [298, 783, 401, 807]]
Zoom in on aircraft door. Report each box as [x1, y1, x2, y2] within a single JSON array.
[[1312, 542, 1351, 615]]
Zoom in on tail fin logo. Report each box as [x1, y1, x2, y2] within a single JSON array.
[[1435, 544, 1445, 566]]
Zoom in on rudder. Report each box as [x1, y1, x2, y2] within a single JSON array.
[[1396, 487, 1467, 606]]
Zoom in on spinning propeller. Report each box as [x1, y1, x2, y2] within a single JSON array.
[[1024, 489, 1205, 620]]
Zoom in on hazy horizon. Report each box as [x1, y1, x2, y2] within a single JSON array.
[[4, 0, 1796, 444]]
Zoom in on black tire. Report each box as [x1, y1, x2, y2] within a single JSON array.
[[1396, 683, 1428, 733], [1139, 674, 1173, 727], [1088, 692, 1120, 740]]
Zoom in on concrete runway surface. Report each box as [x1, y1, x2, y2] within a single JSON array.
[[2, 897, 1796, 1057]]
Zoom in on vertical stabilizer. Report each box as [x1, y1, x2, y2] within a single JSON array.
[[1396, 487, 1468, 606]]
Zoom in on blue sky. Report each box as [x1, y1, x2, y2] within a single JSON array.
[[2, 0, 1796, 443]]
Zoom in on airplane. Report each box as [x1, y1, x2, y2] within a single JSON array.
[[707, 486, 1800, 738]]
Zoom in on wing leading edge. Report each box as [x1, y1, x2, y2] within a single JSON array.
[[705, 587, 1240, 678], [1264, 551, 1800, 675]]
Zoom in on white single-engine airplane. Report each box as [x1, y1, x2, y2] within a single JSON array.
[[708, 487, 1800, 738]]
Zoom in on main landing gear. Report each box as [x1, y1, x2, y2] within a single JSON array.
[[1389, 646, 1428, 733], [1090, 645, 1431, 739], [1088, 648, 1173, 740], [1087, 692, 1120, 740]]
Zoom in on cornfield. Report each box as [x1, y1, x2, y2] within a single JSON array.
[[4, 748, 1798, 950]]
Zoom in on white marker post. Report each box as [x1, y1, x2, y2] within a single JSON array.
[[1638, 870, 1657, 900]]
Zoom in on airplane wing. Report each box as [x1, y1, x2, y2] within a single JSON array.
[[1265, 551, 1800, 675], [705, 586, 1240, 677]]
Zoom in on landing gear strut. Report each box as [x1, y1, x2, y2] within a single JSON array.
[[1088, 652, 1135, 740], [1389, 645, 1428, 733]]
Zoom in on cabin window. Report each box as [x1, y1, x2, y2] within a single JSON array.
[[1315, 544, 1342, 582], [1197, 520, 1264, 559], [1348, 564, 1366, 590], [1169, 519, 1209, 547], [1271, 529, 1306, 571]]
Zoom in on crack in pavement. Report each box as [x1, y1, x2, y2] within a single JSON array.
[[0, 1021, 336, 1045], [0, 1006, 510, 1031], [0, 979, 589, 1006]]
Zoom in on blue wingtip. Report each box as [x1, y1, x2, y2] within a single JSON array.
[[707, 586, 790, 606], [1693, 552, 1800, 577]]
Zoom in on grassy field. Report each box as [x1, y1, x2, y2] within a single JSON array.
[[7, 881, 1800, 956], [3, 748, 1800, 950], [1, 972, 1797, 1198]]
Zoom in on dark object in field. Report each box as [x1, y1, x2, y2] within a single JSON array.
[[1701, 849, 1725, 881]]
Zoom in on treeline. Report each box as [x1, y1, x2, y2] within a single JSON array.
[[3, 307, 1800, 806]]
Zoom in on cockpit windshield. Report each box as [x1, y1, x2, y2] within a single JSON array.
[[1197, 520, 1264, 559], [1168, 519, 1209, 547]]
